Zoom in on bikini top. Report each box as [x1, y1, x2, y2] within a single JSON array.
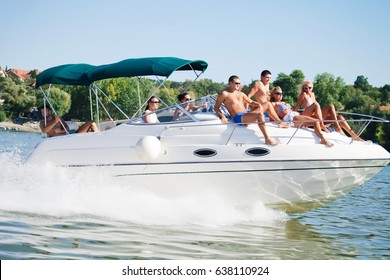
[[306, 97, 314, 107], [277, 103, 291, 114]]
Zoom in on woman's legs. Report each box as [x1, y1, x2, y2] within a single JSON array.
[[293, 115, 333, 147], [302, 103, 330, 133], [322, 104, 345, 135], [76, 121, 98, 133], [336, 115, 364, 141], [261, 102, 290, 128]]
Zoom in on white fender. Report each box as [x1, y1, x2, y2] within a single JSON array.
[[135, 136, 161, 161]]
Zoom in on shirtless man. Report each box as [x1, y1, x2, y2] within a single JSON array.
[[214, 75, 278, 145], [247, 70, 289, 127], [40, 106, 98, 137]]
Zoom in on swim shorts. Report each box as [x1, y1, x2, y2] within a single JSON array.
[[232, 111, 247, 124]]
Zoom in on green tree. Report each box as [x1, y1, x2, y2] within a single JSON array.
[[193, 79, 225, 97], [354, 75, 371, 91], [273, 70, 305, 105], [0, 105, 6, 122], [65, 85, 91, 120], [1, 77, 36, 119], [313, 73, 345, 110], [379, 84, 390, 104], [36, 86, 71, 116]]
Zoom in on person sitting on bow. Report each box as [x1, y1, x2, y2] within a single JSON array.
[[270, 86, 333, 147], [39, 106, 98, 137]]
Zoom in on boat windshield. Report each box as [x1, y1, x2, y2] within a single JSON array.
[[128, 95, 226, 124]]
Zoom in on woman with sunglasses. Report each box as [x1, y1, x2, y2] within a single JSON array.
[[142, 96, 160, 123], [270, 87, 333, 147], [173, 92, 206, 119], [293, 81, 330, 132], [294, 81, 362, 140]]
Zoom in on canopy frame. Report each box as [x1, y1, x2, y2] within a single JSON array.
[[35, 57, 208, 130]]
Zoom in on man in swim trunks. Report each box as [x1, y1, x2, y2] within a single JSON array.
[[214, 75, 278, 145]]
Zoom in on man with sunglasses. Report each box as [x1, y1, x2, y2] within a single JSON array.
[[214, 75, 278, 145]]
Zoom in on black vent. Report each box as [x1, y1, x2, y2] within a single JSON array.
[[245, 147, 270, 156], [194, 148, 217, 158]]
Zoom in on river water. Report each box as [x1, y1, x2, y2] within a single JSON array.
[[0, 131, 389, 260]]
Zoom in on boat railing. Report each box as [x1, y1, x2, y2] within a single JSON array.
[[155, 110, 388, 145]]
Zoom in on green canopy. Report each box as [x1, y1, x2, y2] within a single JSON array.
[[86, 57, 208, 82], [35, 57, 208, 88], [35, 64, 95, 88]]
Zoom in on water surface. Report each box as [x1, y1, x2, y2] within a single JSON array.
[[0, 131, 389, 259]]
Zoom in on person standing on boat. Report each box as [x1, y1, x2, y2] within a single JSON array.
[[39, 106, 98, 137], [214, 75, 278, 146], [143, 96, 160, 123], [246, 70, 289, 126], [270, 87, 333, 147]]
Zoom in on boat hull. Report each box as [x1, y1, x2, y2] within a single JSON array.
[[84, 158, 386, 212], [26, 122, 390, 212]]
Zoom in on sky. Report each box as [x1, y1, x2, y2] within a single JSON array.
[[1, 0, 389, 87]]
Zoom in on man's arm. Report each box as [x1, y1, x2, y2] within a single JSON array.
[[214, 91, 229, 123], [242, 92, 260, 108], [247, 81, 260, 99]]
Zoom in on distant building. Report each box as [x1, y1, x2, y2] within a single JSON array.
[[1, 67, 39, 86], [6, 68, 32, 81], [379, 105, 390, 111]]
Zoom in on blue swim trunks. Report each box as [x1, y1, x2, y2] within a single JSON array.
[[232, 111, 247, 124]]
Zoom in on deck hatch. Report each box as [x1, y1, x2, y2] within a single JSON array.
[[193, 148, 217, 157], [245, 147, 270, 156]]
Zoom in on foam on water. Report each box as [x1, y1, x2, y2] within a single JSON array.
[[0, 147, 287, 226]]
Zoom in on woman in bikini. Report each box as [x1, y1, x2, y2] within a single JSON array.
[[293, 81, 330, 132], [293, 81, 363, 140], [270, 87, 333, 147]]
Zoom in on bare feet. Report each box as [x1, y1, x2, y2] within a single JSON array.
[[321, 126, 330, 133], [265, 138, 278, 146], [348, 130, 364, 141], [278, 122, 290, 128], [335, 127, 346, 136], [320, 135, 334, 147], [352, 135, 364, 141]]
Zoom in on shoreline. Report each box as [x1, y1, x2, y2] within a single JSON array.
[[0, 121, 41, 133]]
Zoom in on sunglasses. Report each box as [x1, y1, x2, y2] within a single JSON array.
[[304, 87, 312, 90], [150, 101, 159, 104], [234, 82, 241, 85], [275, 92, 283, 95]]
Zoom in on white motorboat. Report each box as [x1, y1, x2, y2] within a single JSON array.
[[27, 57, 390, 212]]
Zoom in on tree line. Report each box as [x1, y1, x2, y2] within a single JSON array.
[[0, 70, 389, 150]]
